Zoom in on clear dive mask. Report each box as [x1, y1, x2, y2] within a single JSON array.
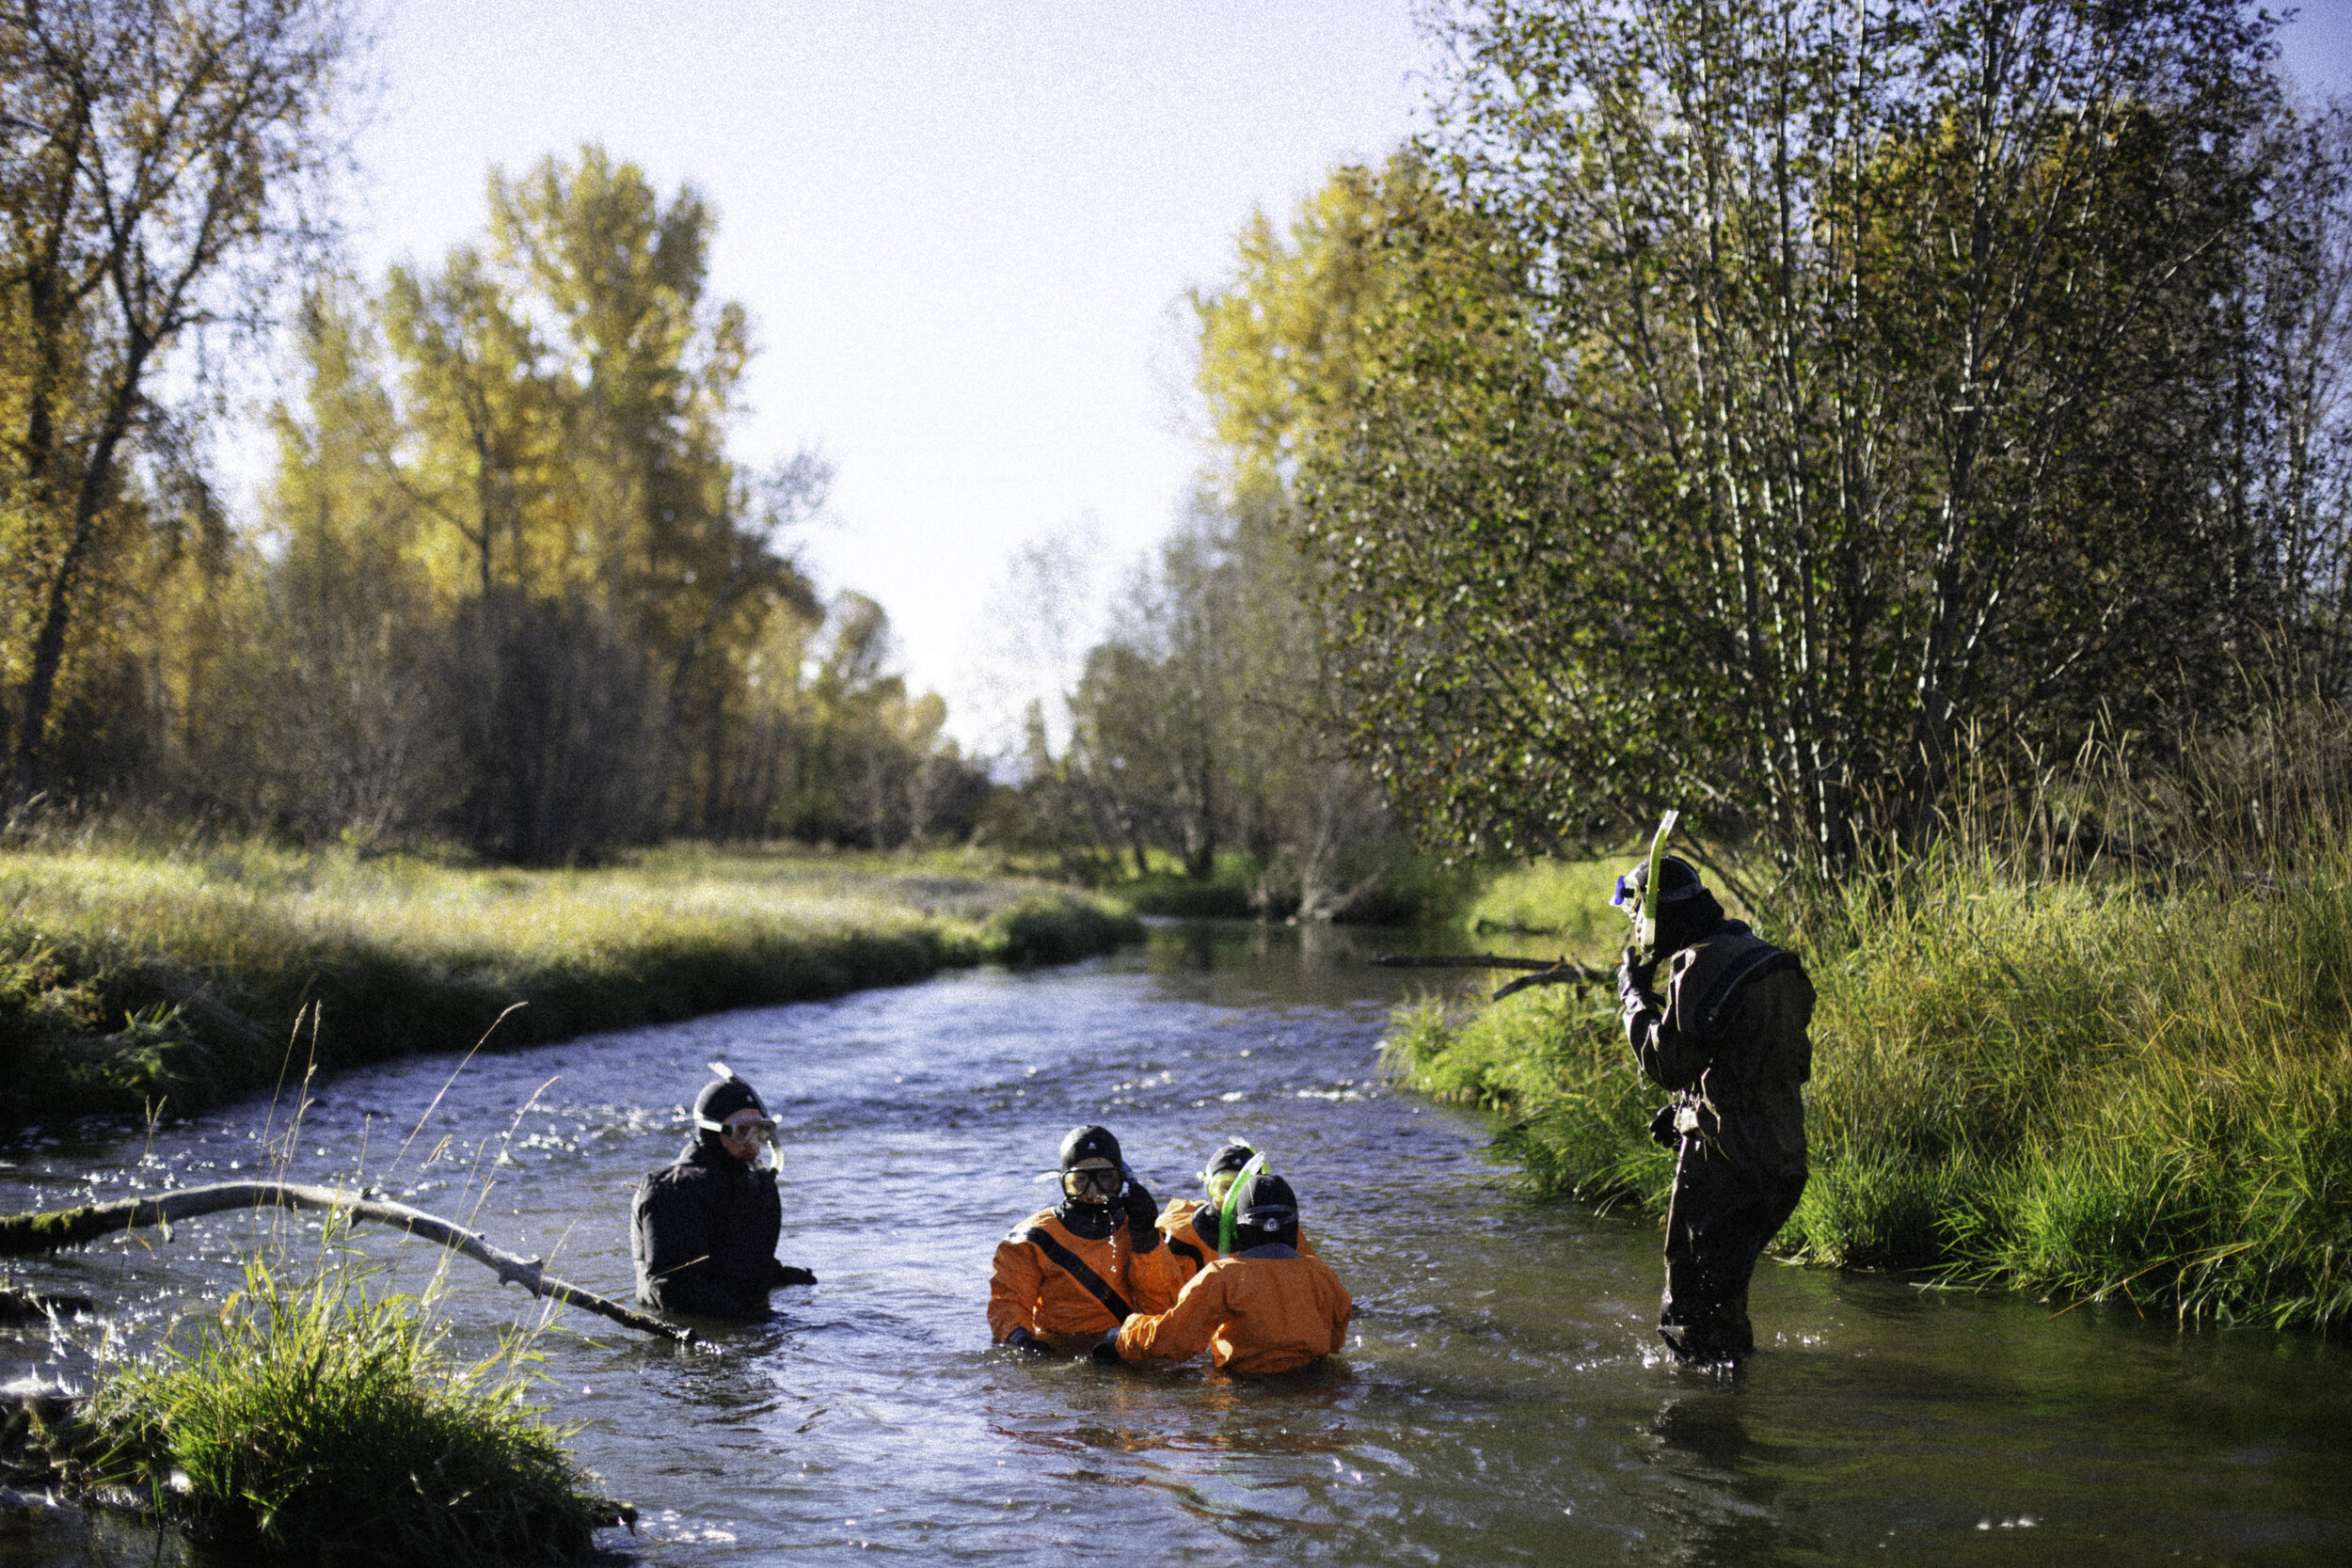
[[696, 1110, 780, 1167], [1060, 1164, 1121, 1203]]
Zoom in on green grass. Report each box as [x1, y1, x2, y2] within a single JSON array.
[[1387, 851, 2352, 1329], [82, 1257, 612, 1563], [1095, 847, 1479, 925], [0, 838, 1140, 1118], [1458, 856, 1629, 942]]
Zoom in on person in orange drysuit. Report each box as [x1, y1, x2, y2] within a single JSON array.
[[1158, 1142, 1314, 1288], [1106, 1170, 1351, 1376], [990, 1124, 1178, 1354]]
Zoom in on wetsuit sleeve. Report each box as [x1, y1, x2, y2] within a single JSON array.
[[1125, 1230, 1183, 1316], [1625, 953, 1711, 1091], [989, 1234, 1046, 1343], [1116, 1265, 1230, 1364]]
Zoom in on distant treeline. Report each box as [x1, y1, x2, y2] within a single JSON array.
[[0, 1, 1382, 892], [987, 491, 1429, 922], [11, 143, 982, 857], [0, 3, 982, 860]]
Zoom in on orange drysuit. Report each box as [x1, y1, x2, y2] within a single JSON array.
[[989, 1208, 1179, 1352], [1157, 1197, 1314, 1288], [1115, 1244, 1352, 1375]]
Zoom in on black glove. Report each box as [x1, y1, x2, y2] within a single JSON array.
[[1617, 944, 1660, 1007], [776, 1264, 817, 1288], [1120, 1176, 1160, 1251], [1089, 1328, 1125, 1366], [1005, 1326, 1043, 1354]]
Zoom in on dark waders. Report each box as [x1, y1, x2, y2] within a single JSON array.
[[1659, 1137, 1805, 1366]]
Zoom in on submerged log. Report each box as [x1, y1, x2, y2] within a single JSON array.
[[0, 1287, 92, 1323], [1369, 950, 1610, 1000], [0, 1181, 704, 1350], [1488, 962, 1610, 1001]]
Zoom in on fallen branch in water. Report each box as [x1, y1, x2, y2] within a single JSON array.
[[1489, 962, 1610, 1001], [0, 1181, 706, 1351]]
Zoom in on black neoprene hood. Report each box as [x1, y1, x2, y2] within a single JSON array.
[[696, 1075, 766, 1127], [1058, 1124, 1122, 1171], [1204, 1142, 1257, 1179]]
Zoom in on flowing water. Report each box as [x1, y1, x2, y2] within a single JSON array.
[[1, 919, 2348, 1565]]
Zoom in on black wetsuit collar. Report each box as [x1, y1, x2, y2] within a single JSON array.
[[1055, 1198, 1118, 1240], [681, 1139, 754, 1173]]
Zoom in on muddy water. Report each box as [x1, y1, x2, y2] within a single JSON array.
[[1, 919, 2348, 1565]]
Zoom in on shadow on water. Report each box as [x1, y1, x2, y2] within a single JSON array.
[[0, 917, 2345, 1564]]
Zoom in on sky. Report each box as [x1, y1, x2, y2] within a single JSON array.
[[321, 0, 1437, 749], [285, 1, 2352, 751]]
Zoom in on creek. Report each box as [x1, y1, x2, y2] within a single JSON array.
[[0, 919, 2347, 1565]]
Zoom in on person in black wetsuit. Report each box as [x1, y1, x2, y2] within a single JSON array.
[[1614, 856, 1813, 1367], [630, 1064, 817, 1320]]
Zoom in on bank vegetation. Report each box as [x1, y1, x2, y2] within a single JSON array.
[[1391, 708, 2352, 1328], [0, 835, 1136, 1119]]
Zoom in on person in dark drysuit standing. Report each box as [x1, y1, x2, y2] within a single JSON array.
[[631, 1064, 817, 1321], [1614, 856, 1813, 1366]]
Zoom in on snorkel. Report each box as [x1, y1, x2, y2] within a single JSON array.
[[1639, 809, 1679, 960], [1217, 1152, 1268, 1255]]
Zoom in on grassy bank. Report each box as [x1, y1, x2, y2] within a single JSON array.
[[1389, 852, 2352, 1330], [1106, 847, 1480, 924], [0, 839, 1139, 1119], [71, 1259, 615, 1562]]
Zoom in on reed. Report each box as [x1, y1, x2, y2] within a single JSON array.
[[82, 1256, 612, 1563], [0, 838, 1140, 1117]]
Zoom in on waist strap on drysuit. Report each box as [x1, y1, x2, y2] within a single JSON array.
[[1018, 1227, 1135, 1321]]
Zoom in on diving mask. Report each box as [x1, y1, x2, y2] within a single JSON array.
[[1060, 1163, 1121, 1202], [698, 1111, 779, 1144]]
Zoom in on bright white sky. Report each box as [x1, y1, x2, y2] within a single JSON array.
[[278, 2, 2350, 751], [318, 0, 1435, 749]]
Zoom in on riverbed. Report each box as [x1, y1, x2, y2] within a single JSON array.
[[2, 920, 2347, 1564]]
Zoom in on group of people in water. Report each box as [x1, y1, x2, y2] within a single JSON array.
[[627, 851, 1810, 1374], [628, 1073, 1352, 1376]]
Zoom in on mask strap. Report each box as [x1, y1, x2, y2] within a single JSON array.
[[1219, 1152, 1268, 1255]]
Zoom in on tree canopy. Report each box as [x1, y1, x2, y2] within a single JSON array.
[[1196, 0, 2347, 879]]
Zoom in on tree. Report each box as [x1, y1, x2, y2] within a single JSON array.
[[0, 0, 349, 809], [199, 284, 446, 843], [1260, 0, 2291, 879], [1023, 489, 1416, 919], [379, 245, 549, 599]]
